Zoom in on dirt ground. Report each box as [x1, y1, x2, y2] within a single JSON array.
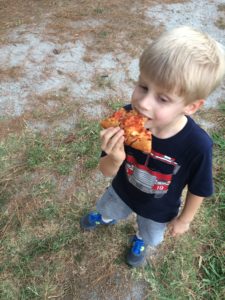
[[0, 0, 224, 125], [0, 0, 225, 299]]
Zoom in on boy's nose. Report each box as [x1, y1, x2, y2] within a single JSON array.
[[138, 93, 154, 111]]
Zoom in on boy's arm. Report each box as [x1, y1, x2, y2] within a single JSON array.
[[99, 127, 125, 177], [99, 155, 123, 177], [168, 191, 204, 237]]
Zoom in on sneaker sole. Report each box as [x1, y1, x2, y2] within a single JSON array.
[[126, 255, 147, 268], [80, 216, 98, 230]]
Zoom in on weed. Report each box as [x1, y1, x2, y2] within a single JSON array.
[[219, 102, 225, 112], [95, 75, 113, 89], [74, 119, 101, 169], [19, 285, 41, 299], [94, 7, 104, 14], [0, 214, 8, 230], [26, 137, 46, 169], [23, 230, 74, 258], [32, 180, 56, 198], [217, 3, 225, 11], [0, 144, 7, 158], [56, 163, 72, 175], [98, 31, 108, 38], [0, 191, 12, 211], [109, 99, 125, 110], [215, 17, 225, 30], [0, 280, 18, 300], [212, 131, 225, 152]]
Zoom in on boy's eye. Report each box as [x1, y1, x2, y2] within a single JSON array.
[[139, 85, 148, 91], [159, 96, 168, 103]]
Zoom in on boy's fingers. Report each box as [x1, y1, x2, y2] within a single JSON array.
[[167, 224, 177, 237], [104, 134, 124, 153], [100, 127, 121, 139], [169, 228, 178, 237], [101, 128, 124, 151], [168, 227, 174, 236], [112, 136, 125, 151], [101, 128, 118, 150]]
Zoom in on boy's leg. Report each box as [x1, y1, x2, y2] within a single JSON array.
[[127, 215, 168, 267], [96, 185, 133, 220], [80, 185, 132, 230], [137, 215, 168, 247]]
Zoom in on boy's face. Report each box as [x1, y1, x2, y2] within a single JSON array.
[[131, 72, 201, 136]]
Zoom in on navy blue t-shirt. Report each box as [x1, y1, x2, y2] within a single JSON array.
[[102, 105, 213, 222]]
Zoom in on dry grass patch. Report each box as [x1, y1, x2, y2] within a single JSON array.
[[45, 0, 161, 56], [194, 106, 225, 130], [26, 90, 81, 126], [0, 0, 70, 33], [217, 3, 225, 11], [215, 3, 225, 29], [164, 0, 189, 3], [62, 215, 149, 300], [215, 16, 225, 30], [0, 66, 25, 81], [0, 116, 26, 139]]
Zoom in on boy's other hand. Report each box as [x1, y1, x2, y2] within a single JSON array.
[[168, 217, 190, 237], [100, 127, 126, 164]]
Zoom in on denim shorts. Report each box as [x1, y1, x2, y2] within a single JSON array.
[[96, 185, 168, 247]]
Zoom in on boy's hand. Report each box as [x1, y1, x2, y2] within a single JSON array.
[[100, 127, 126, 164], [168, 217, 190, 237]]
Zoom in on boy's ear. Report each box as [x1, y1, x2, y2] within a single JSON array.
[[184, 99, 205, 115]]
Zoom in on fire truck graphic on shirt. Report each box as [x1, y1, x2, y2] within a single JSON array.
[[125, 151, 180, 198]]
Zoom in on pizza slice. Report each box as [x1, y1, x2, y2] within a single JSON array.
[[100, 108, 152, 153]]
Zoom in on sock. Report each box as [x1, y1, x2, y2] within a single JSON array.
[[101, 216, 114, 223]]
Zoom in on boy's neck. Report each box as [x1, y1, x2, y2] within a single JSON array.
[[151, 115, 188, 139]]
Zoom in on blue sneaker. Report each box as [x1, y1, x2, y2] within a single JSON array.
[[126, 235, 147, 267], [80, 211, 116, 230]]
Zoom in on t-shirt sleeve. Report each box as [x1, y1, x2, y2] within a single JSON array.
[[188, 143, 213, 197]]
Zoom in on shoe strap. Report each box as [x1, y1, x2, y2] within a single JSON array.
[[132, 238, 145, 255], [89, 212, 102, 223]]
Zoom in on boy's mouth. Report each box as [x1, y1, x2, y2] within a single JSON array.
[[143, 115, 153, 122], [132, 106, 152, 121], [140, 113, 153, 124]]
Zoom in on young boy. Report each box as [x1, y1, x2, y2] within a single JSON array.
[[80, 26, 225, 267]]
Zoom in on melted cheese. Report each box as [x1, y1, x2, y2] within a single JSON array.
[[130, 130, 139, 136]]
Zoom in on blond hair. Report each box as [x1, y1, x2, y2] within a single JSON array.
[[140, 26, 225, 103]]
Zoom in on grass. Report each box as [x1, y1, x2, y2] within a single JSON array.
[[25, 120, 100, 174], [0, 118, 102, 299], [1, 103, 225, 299]]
